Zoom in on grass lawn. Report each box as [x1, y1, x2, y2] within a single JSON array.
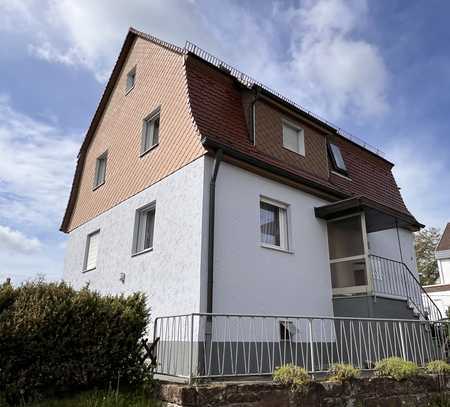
[[12, 389, 160, 407]]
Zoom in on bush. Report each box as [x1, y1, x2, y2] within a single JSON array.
[[273, 364, 310, 391], [0, 280, 149, 404], [374, 357, 419, 380], [426, 360, 450, 375], [328, 363, 360, 382]]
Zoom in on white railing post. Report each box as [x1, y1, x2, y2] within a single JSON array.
[[309, 318, 315, 375], [399, 321, 406, 360], [188, 314, 194, 384]]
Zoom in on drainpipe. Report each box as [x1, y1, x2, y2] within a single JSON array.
[[206, 149, 223, 315], [395, 219, 404, 263]]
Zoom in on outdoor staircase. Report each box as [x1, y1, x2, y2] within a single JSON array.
[[369, 254, 442, 322]]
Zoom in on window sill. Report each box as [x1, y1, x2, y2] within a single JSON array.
[[83, 267, 96, 273], [140, 143, 159, 158], [331, 170, 352, 181], [282, 145, 305, 157], [131, 247, 153, 258], [92, 181, 105, 191], [260, 243, 293, 254], [125, 85, 135, 95]]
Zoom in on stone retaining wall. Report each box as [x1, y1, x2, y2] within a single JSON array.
[[159, 375, 449, 406]]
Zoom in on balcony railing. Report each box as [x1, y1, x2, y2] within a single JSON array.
[[153, 313, 447, 382], [369, 255, 442, 322]]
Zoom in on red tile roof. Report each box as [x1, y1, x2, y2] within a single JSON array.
[[437, 223, 450, 252], [184, 54, 419, 226]]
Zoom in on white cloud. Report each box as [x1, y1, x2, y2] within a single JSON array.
[[388, 140, 450, 229], [0, 224, 41, 253], [282, 0, 388, 120], [0, 0, 388, 120], [0, 95, 80, 230]]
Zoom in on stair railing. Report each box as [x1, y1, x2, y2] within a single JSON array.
[[369, 254, 442, 322]]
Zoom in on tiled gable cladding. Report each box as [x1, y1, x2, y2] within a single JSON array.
[[66, 37, 205, 232]]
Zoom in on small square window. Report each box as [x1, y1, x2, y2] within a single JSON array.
[[84, 230, 100, 272], [279, 320, 294, 341], [141, 108, 160, 155], [328, 143, 348, 175], [126, 67, 136, 93], [282, 121, 305, 156], [260, 198, 288, 250], [93, 151, 107, 189], [132, 203, 156, 255]]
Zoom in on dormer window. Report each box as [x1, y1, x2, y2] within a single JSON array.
[[282, 120, 305, 156], [126, 66, 136, 93], [328, 143, 348, 175]]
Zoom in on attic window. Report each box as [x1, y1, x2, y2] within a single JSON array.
[[282, 120, 305, 156], [328, 143, 348, 175], [93, 151, 107, 189], [141, 108, 160, 155], [126, 67, 136, 93]]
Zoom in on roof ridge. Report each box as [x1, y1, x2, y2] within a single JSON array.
[[129, 27, 184, 54]]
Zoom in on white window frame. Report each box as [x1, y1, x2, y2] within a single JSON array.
[[93, 151, 107, 190], [141, 107, 160, 156], [282, 119, 305, 156], [132, 202, 156, 256], [83, 229, 100, 272], [260, 196, 289, 252], [126, 66, 136, 94]]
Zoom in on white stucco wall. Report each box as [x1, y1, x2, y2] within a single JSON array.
[[368, 228, 418, 277], [209, 159, 334, 318], [64, 157, 206, 327], [427, 289, 450, 318]]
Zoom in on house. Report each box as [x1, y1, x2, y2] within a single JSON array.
[[61, 28, 440, 334], [424, 223, 450, 317]]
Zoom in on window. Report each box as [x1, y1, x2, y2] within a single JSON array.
[[282, 121, 305, 156], [132, 203, 156, 255], [93, 152, 107, 189], [260, 198, 288, 250], [126, 66, 136, 93], [84, 230, 99, 272], [141, 108, 160, 155], [328, 143, 348, 175]]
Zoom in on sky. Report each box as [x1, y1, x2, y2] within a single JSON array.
[[0, 0, 449, 284]]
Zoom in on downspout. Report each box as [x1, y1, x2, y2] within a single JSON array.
[[206, 149, 223, 314], [395, 219, 404, 263]]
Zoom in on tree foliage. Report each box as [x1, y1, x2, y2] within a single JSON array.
[[415, 227, 441, 285]]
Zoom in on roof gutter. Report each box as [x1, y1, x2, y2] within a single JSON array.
[[206, 149, 223, 314]]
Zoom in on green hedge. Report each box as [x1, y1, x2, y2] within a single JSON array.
[[0, 280, 149, 404]]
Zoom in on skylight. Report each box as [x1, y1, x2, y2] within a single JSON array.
[[328, 143, 348, 175]]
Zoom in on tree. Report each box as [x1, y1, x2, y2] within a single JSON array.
[[415, 227, 441, 285]]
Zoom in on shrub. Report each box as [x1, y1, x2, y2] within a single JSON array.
[[426, 360, 450, 375], [328, 363, 360, 382], [374, 357, 419, 380], [0, 280, 149, 404], [273, 364, 310, 391]]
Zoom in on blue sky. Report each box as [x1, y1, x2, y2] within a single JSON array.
[[0, 0, 449, 284]]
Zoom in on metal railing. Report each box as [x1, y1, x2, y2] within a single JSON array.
[[153, 313, 448, 381], [369, 255, 442, 322]]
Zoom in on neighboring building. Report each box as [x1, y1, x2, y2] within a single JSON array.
[[424, 223, 450, 317], [61, 28, 440, 329]]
